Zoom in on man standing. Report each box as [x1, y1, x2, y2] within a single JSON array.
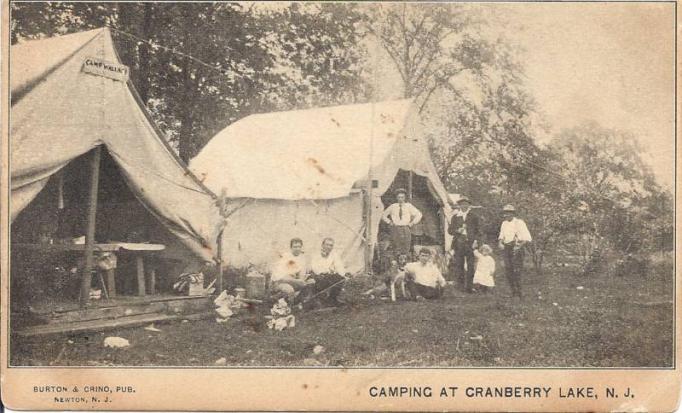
[[309, 237, 350, 306], [448, 197, 481, 293], [498, 204, 532, 298], [381, 188, 423, 259], [404, 248, 447, 300], [271, 238, 313, 304]]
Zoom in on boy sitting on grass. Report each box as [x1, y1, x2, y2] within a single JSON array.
[[404, 248, 447, 300]]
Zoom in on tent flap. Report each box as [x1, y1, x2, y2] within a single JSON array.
[[10, 28, 221, 262]]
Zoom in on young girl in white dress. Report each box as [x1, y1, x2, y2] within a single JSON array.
[[473, 244, 495, 293]]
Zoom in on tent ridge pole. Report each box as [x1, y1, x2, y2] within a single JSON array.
[[80, 145, 102, 307]]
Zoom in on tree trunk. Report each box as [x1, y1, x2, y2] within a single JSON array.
[[177, 10, 195, 164], [136, 3, 154, 104], [178, 56, 194, 164]]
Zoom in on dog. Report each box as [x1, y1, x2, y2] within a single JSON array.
[[362, 254, 410, 302], [386, 254, 410, 302]]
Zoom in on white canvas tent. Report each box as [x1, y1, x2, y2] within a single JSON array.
[[191, 99, 452, 273], [10, 28, 221, 262]]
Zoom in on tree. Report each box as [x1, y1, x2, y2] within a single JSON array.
[[539, 123, 673, 273], [11, 2, 370, 162], [365, 3, 541, 205]]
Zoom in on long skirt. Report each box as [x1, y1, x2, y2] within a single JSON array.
[[390, 225, 412, 257]]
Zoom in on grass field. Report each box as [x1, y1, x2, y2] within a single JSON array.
[[10, 256, 674, 368]]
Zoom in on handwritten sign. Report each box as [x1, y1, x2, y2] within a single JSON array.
[[82, 57, 129, 82]]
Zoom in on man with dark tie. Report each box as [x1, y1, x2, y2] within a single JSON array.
[[448, 196, 481, 293], [381, 188, 423, 259]]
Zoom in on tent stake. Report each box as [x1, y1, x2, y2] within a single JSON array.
[[79, 146, 102, 308]]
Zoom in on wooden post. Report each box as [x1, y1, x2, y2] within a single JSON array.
[[148, 267, 156, 295], [407, 171, 413, 201], [136, 256, 146, 296], [363, 185, 374, 275], [79, 146, 102, 307], [217, 230, 224, 293], [105, 268, 116, 298]]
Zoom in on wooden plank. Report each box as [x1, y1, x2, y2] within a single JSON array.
[[135, 256, 146, 296], [39, 296, 212, 324], [16, 312, 213, 337], [29, 294, 211, 315], [80, 146, 102, 307], [46, 302, 168, 324], [12, 243, 122, 252]]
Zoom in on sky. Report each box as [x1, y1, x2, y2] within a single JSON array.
[[371, 2, 676, 190], [508, 2, 675, 190]]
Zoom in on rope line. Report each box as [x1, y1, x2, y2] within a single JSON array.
[[107, 27, 643, 214], [109, 26, 239, 78]]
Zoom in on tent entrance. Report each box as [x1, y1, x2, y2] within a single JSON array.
[[11, 146, 199, 318], [375, 169, 446, 273]]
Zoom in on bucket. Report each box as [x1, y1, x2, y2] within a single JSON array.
[[245, 271, 266, 299], [234, 288, 246, 300]]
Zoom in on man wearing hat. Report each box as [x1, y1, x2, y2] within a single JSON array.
[[448, 196, 481, 293], [498, 204, 532, 298], [381, 188, 423, 258]]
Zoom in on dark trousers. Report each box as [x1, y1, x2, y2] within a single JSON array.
[[311, 272, 345, 301], [452, 243, 475, 292], [405, 280, 442, 299], [503, 244, 525, 297], [390, 225, 413, 258]]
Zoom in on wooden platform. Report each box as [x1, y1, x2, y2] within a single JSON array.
[[14, 294, 213, 337]]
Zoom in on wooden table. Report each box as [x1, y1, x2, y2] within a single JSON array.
[[13, 242, 166, 298]]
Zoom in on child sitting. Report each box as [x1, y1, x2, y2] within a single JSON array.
[[473, 244, 495, 293]]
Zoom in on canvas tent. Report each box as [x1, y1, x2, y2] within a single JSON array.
[[10, 28, 221, 267], [191, 99, 453, 273]]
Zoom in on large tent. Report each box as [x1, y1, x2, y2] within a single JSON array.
[[10, 28, 221, 263], [191, 99, 452, 273]]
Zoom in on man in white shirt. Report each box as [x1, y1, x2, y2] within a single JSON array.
[[404, 248, 447, 300], [271, 238, 314, 304], [309, 237, 350, 306], [497, 204, 532, 298], [381, 188, 423, 258]]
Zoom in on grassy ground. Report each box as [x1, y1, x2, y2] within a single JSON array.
[[11, 256, 674, 368]]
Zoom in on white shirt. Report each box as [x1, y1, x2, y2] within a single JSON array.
[[498, 217, 532, 244], [310, 250, 347, 275], [404, 261, 446, 288], [457, 208, 470, 220], [382, 202, 423, 226], [473, 251, 496, 287], [452, 208, 470, 236], [271, 252, 307, 282]]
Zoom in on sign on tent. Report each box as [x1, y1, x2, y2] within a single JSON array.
[[82, 57, 129, 82]]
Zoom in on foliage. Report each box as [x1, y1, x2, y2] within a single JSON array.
[[11, 3, 672, 274], [11, 2, 370, 162]]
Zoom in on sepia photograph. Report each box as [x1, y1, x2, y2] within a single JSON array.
[[4, 0, 675, 377]]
